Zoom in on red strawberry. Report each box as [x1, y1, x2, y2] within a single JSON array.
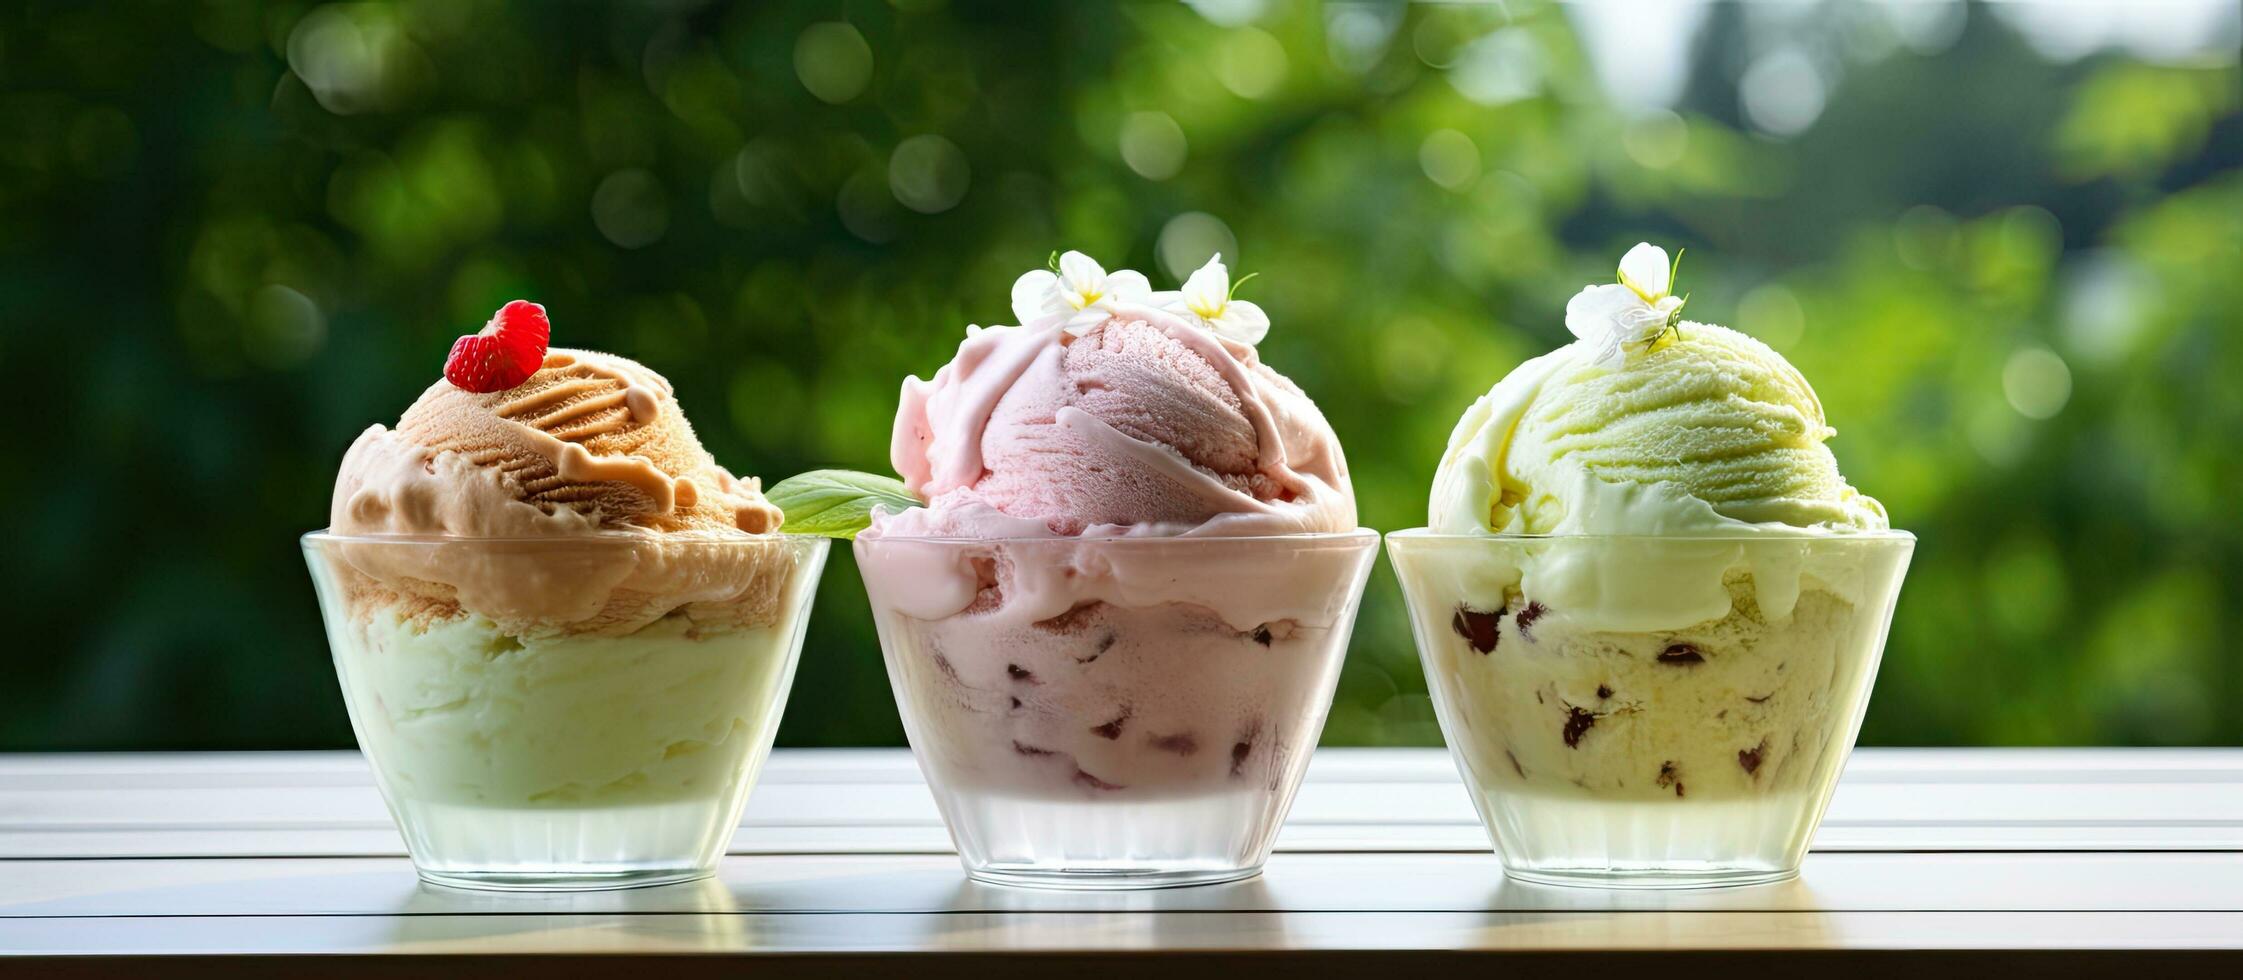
[[444, 300, 551, 393]]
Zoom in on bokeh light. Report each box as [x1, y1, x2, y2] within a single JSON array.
[[2003, 346, 2073, 420], [285, 4, 424, 115], [794, 23, 874, 104], [1214, 28, 1288, 99], [1418, 129, 1480, 192], [591, 169, 669, 249], [1741, 46, 1829, 137], [1735, 283, 1806, 351], [1448, 28, 1545, 105], [1621, 110, 1689, 170], [889, 134, 971, 214], [1119, 112, 1189, 181], [1155, 211, 1239, 284]]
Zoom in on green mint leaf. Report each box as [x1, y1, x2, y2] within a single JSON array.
[[766, 469, 922, 540]]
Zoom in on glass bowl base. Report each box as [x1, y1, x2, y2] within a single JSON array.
[[416, 867, 712, 892], [966, 864, 1263, 891], [1502, 865, 1799, 890]]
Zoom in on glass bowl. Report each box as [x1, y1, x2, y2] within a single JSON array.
[[1386, 529, 1913, 888], [855, 529, 1381, 889], [302, 530, 828, 891]]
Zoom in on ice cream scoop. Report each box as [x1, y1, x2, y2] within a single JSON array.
[[334, 347, 781, 539], [330, 348, 788, 634], [1431, 319, 1885, 537], [880, 306, 1353, 538]]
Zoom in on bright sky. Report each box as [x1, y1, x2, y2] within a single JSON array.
[[1565, 0, 2241, 126]]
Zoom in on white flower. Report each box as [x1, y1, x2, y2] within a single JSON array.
[[1010, 250, 1153, 335], [1160, 253, 1269, 345], [1565, 241, 1685, 369]]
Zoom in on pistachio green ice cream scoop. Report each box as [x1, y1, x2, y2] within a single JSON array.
[[1430, 250, 1885, 535]]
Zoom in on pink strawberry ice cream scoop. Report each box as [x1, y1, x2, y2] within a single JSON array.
[[878, 302, 1354, 538]]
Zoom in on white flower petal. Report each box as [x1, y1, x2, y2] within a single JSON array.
[[1061, 306, 1110, 337], [1181, 254, 1229, 317], [1213, 299, 1269, 345], [1056, 250, 1105, 295], [1102, 268, 1153, 303], [1618, 241, 1670, 299], [1564, 284, 1641, 342], [1578, 328, 1625, 370], [1011, 269, 1059, 325], [1614, 303, 1670, 343]]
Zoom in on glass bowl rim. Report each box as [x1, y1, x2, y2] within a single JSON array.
[[851, 526, 1382, 547], [301, 528, 834, 548], [1384, 526, 1915, 544]]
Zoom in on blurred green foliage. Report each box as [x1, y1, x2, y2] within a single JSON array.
[[2, 1, 2238, 750]]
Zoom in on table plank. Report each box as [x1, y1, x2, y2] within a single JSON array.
[[5, 748, 2242, 859], [8, 911, 2243, 957], [6, 852, 2243, 918]]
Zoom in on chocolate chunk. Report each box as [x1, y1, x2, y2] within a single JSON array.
[[1072, 769, 1123, 791], [1657, 643, 1705, 665], [1739, 739, 1766, 776], [1230, 719, 1263, 776], [1596, 684, 1612, 700], [1514, 601, 1548, 640], [1006, 663, 1037, 683], [1148, 732, 1199, 756], [1091, 711, 1128, 740], [1011, 741, 1055, 757], [1450, 605, 1503, 654], [1650, 762, 1686, 793], [1076, 628, 1118, 663], [1656, 761, 1685, 798], [1250, 625, 1273, 647], [1561, 706, 1596, 748]]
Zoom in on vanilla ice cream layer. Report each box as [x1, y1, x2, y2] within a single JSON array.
[[334, 608, 802, 810], [1392, 535, 1909, 803]]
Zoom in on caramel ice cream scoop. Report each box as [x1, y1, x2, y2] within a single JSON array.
[[334, 349, 780, 538], [328, 348, 789, 636]]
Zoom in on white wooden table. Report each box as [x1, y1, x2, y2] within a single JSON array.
[[3, 748, 2240, 976]]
